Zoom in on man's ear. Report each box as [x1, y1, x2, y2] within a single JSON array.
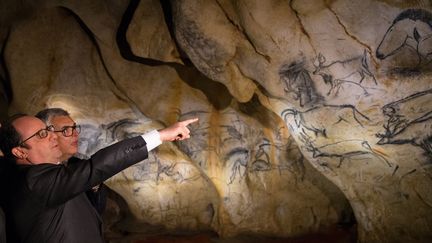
[[12, 147, 27, 159]]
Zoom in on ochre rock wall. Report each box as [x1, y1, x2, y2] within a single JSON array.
[[0, 0, 431, 242]]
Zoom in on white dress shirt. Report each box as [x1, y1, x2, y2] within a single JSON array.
[[141, 130, 162, 152]]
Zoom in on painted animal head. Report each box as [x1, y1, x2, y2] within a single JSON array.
[[313, 53, 332, 84], [376, 9, 432, 60]]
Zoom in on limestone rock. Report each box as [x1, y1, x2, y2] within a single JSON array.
[[1, 0, 431, 242]]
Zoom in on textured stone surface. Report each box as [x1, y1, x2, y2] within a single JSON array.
[[0, 0, 431, 242], [127, 0, 181, 63]]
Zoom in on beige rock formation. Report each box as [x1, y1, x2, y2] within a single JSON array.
[[0, 0, 431, 242]]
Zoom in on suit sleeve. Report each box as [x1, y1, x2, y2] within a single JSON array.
[[26, 136, 148, 207]]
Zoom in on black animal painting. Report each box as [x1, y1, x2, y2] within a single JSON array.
[[376, 89, 432, 156], [376, 9, 432, 65], [300, 134, 393, 169], [281, 104, 371, 138], [313, 50, 377, 96], [279, 61, 322, 107]]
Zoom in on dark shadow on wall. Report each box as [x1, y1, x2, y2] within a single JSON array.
[[0, 30, 12, 120], [115, 0, 233, 110]]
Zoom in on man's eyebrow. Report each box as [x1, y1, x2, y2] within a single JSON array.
[[61, 123, 76, 128]]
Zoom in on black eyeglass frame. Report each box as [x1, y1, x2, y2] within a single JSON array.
[[19, 125, 55, 147], [54, 124, 81, 137]]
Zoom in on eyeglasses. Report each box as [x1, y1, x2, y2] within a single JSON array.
[[54, 124, 81, 137], [19, 125, 55, 147]]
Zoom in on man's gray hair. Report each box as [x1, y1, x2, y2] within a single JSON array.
[[36, 108, 70, 124]]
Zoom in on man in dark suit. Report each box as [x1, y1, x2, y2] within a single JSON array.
[[0, 114, 197, 243]]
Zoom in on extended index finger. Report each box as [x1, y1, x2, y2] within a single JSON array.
[[180, 118, 199, 126]]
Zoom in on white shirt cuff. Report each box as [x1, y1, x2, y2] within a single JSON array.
[[141, 129, 162, 152]]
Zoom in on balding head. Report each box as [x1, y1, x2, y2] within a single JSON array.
[[0, 115, 62, 165]]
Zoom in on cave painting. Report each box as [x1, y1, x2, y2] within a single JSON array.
[[279, 60, 322, 107], [219, 113, 269, 184], [313, 50, 377, 96], [376, 8, 432, 66], [376, 88, 432, 156], [2, 1, 432, 242], [299, 133, 393, 169], [281, 104, 371, 138]]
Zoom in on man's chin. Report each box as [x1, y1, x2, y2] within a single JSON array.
[[56, 152, 63, 161]]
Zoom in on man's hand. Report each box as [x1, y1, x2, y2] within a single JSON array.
[[159, 118, 199, 142]]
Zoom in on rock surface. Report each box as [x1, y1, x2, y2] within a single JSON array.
[[0, 0, 431, 242]]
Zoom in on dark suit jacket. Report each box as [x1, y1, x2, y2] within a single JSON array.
[[85, 181, 107, 216], [2, 136, 148, 243], [0, 206, 5, 243], [66, 157, 107, 216]]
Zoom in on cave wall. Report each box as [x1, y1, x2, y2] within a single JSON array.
[[0, 0, 431, 242]]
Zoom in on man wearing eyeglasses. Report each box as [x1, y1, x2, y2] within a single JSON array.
[[0, 113, 197, 243], [36, 108, 81, 163], [36, 108, 107, 216]]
